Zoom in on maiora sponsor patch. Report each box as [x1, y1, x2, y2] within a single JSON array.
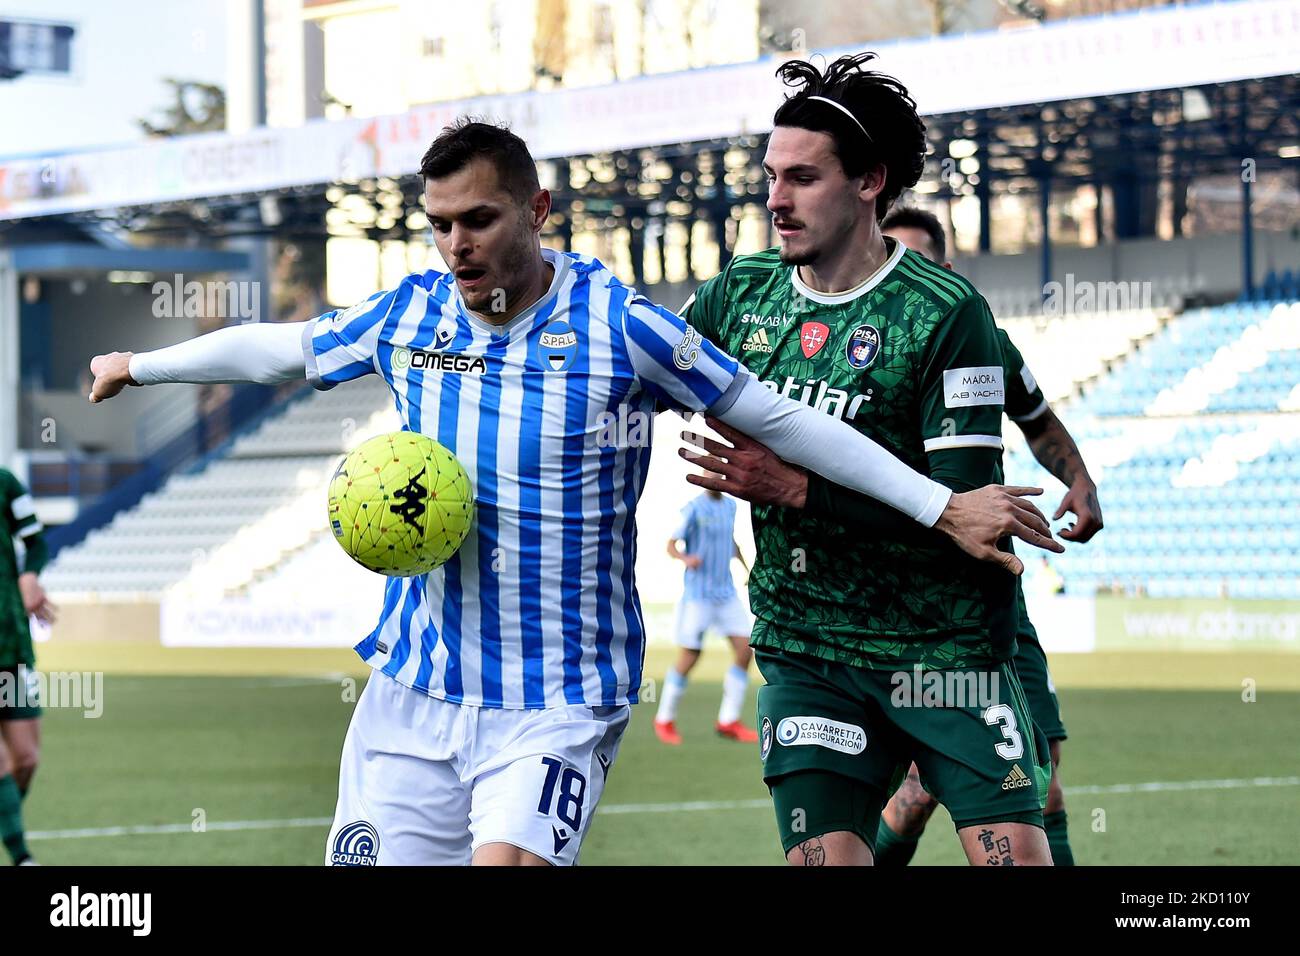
[[943, 366, 1005, 407]]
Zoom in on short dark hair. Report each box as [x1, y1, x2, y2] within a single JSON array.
[[772, 52, 926, 223], [419, 118, 541, 204], [882, 206, 946, 262]]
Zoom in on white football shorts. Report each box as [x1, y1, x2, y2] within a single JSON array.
[[327, 670, 629, 866], [673, 594, 753, 650]]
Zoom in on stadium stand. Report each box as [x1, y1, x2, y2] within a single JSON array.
[[997, 306, 1169, 404], [41, 376, 395, 597], [1007, 300, 1300, 601], [41, 298, 1298, 605]]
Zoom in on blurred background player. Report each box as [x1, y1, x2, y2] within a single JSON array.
[[654, 477, 756, 745], [872, 206, 1103, 867], [1, 467, 55, 866]]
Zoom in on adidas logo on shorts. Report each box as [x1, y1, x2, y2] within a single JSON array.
[[742, 328, 774, 354], [1001, 764, 1032, 791]]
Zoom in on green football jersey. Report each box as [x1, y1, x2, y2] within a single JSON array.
[[684, 240, 1012, 670], [998, 328, 1049, 428], [1, 468, 46, 668]]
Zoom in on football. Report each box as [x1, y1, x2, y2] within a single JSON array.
[[327, 431, 475, 576]]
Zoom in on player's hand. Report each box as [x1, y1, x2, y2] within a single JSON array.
[[934, 486, 1064, 576], [88, 351, 138, 403], [679, 417, 808, 508], [18, 573, 57, 625], [683, 555, 703, 570], [1055, 478, 1103, 543]]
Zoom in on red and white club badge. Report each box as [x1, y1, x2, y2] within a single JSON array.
[[799, 321, 830, 358]]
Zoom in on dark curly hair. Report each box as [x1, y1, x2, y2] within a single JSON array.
[[419, 117, 540, 205], [772, 52, 927, 223]]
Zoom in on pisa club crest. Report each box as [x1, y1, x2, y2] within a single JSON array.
[[800, 321, 830, 358], [845, 324, 881, 370], [537, 319, 578, 371]]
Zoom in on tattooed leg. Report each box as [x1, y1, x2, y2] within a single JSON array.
[[881, 764, 939, 838], [785, 831, 873, 866], [795, 838, 827, 866], [957, 822, 1052, 866]]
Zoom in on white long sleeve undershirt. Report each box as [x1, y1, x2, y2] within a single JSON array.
[[128, 321, 310, 386], [126, 324, 951, 528], [708, 370, 951, 527]]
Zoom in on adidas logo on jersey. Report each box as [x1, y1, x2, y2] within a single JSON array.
[[1002, 764, 1033, 791], [743, 328, 774, 353]]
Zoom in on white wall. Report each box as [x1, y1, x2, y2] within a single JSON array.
[[0, 0, 228, 157]]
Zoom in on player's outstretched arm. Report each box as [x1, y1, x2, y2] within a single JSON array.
[[690, 373, 1062, 575], [1017, 406, 1103, 543], [89, 321, 310, 403]]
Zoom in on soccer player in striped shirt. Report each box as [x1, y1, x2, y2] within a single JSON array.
[[88, 120, 1059, 866], [654, 483, 757, 745]]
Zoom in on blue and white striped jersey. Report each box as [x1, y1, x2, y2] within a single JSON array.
[[672, 493, 739, 603], [305, 248, 741, 709]]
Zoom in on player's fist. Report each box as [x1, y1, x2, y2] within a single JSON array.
[[89, 351, 137, 403], [683, 555, 703, 570]]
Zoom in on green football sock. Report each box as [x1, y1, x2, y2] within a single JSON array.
[[0, 774, 30, 865], [873, 818, 921, 867], [1044, 809, 1074, 866]]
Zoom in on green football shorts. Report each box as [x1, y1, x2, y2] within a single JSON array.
[[755, 642, 1049, 855], [1010, 588, 1067, 742], [0, 665, 43, 721]]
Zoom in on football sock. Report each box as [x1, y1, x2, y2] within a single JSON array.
[[717, 664, 749, 725], [873, 818, 920, 867], [656, 669, 687, 723], [1044, 810, 1074, 866], [0, 775, 30, 865]]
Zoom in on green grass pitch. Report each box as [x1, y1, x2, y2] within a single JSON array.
[[19, 643, 1300, 865]]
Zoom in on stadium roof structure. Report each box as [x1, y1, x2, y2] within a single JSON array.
[[0, 0, 1295, 217], [916, 69, 1300, 290], [0, 0, 1296, 292], [924, 75, 1300, 191]]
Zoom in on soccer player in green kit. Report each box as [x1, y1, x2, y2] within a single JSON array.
[[870, 207, 1104, 867], [679, 53, 1063, 865], [0, 467, 55, 866]]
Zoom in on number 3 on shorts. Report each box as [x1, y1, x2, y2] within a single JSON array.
[[982, 703, 1024, 760], [537, 756, 587, 831]]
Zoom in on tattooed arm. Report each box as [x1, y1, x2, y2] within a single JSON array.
[[1017, 406, 1103, 543]]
